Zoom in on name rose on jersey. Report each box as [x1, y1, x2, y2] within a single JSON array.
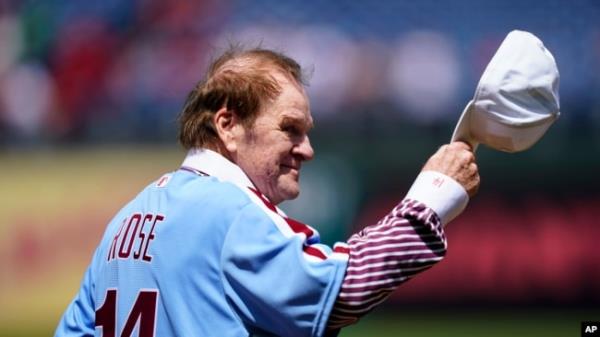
[[107, 213, 164, 262]]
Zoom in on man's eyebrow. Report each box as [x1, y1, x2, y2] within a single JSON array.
[[281, 115, 314, 130]]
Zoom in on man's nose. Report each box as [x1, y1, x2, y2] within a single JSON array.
[[294, 135, 314, 161]]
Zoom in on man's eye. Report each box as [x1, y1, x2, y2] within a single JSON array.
[[282, 126, 301, 135]]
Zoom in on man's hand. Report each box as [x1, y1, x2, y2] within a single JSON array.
[[422, 141, 480, 197]]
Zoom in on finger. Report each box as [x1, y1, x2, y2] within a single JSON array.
[[449, 141, 473, 152], [469, 162, 479, 176], [461, 150, 476, 164]]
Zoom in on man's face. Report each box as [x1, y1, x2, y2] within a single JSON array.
[[234, 72, 314, 205]]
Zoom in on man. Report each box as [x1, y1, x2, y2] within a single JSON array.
[[55, 47, 479, 337]]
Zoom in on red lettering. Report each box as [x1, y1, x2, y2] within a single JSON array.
[[107, 213, 164, 263], [107, 219, 127, 262], [95, 289, 158, 337], [432, 177, 445, 187], [142, 215, 163, 262], [121, 290, 158, 337], [95, 289, 117, 337], [133, 214, 153, 259], [118, 213, 142, 259]]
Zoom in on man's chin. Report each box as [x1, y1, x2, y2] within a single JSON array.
[[285, 189, 300, 200], [275, 185, 300, 204]]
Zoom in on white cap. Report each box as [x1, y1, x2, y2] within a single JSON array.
[[452, 30, 560, 153]]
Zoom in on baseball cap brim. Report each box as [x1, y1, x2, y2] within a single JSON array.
[[451, 100, 479, 151], [452, 99, 557, 153]]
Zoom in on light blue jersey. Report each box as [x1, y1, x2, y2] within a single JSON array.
[[55, 149, 349, 337]]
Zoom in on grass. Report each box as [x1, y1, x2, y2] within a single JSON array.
[[340, 308, 595, 337], [4, 308, 595, 336]]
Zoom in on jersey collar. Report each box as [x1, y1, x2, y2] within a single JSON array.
[[181, 148, 256, 189]]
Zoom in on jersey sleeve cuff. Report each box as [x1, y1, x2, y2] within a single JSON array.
[[405, 171, 469, 226]]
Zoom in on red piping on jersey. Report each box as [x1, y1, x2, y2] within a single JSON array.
[[333, 245, 351, 254], [303, 246, 328, 260], [248, 187, 278, 213], [248, 187, 327, 260]]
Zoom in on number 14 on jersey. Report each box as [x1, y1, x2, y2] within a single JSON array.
[[95, 289, 158, 337]]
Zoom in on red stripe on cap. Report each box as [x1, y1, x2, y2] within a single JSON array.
[[303, 245, 327, 260]]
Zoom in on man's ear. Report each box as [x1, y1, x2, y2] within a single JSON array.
[[213, 107, 243, 153]]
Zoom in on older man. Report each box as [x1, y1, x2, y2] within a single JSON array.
[[55, 47, 479, 337]]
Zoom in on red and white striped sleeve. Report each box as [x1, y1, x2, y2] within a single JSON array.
[[327, 171, 469, 330]]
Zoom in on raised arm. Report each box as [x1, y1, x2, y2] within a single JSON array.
[[328, 142, 479, 329]]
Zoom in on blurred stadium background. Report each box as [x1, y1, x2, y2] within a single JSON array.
[[1, 0, 599, 336]]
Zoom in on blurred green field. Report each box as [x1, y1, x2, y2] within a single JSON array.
[[340, 309, 597, 337], [3, 309, 596, 336]]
